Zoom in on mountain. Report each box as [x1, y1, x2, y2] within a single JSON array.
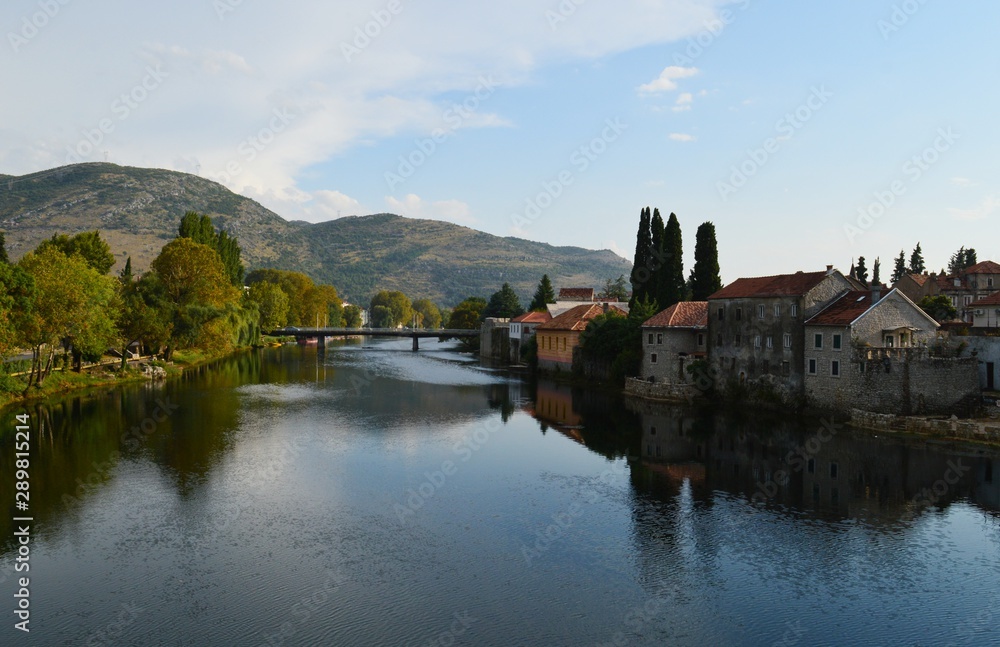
[[0, 163, 631, 306]]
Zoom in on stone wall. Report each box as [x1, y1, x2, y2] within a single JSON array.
[[624, 377, 703, 404], [479, 318, 509, 361], [953, 335, 1000, 391], [849, 409, 1000, 443], [639, 327, 704, 383]]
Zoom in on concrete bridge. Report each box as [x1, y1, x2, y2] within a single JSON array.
[[266, 327, 479, 351]]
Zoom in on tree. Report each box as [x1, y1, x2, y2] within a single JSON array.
[[370, 305, 394, 328], [855, 256, 869, 286], [344, 304, 363, 328], [659, 212, 685, 307], [891, 250, 907, 283], [247, 282, 289, 331], [599, 275, 629, 301], [246, 269, 339, 326], [918, 295, 957, 322], [412, 298, 442, 329], [529, 274, 556, 311], [649, 208, 665, 304], [370, 290, 413, 327], [0, 263, 35, 361], [178, 211, 244, 286], [688, 221, 722, 300], [0, 232, 9, 265], [629, 207, 652, 308], [36, 231, 115, 274], [908, 243, 925, 274], [483, 283, 524, 319], [872, 257, 881, 285], [948, 246, 979, 275], [446, 297, 487, 329], [116, 272, 171, 367]]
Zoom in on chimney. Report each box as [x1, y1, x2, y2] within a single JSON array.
[[826, 264, 834, 274], [871, 282, 882, 303], [602, 302, 609, 313]]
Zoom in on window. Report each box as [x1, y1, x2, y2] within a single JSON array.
[[651, 353, 658, 364], [791, 304, 798, 318], [735, 307, 742, 321], [783, 333, 792, 349], [899, 332, 908, 347], [758, 305, 765, 319], [717, 307, 724, 321], [833, 334, 842, 350], [754, 335, 761, 348], [697, 333, 705, 347], [766, 336, 773, 349], [808, 358, 817, 374], [734, 334, 741, 347], [990, 278, 995, 288], [964, 296, 973, 306], [807, 458, 815, 474], [885, 335, 894, 348], [781, 361, 790, 376], [561, 337, 566, 351], [830, 462, 839, 479], [814, 333, 823, 349], [648, 333, 654, 344], [831, 360, 840, 377], [774, 304, 780, 317], [716, 334, 723, 347], [656, 333, 663, 344]]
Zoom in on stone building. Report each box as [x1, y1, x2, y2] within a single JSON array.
[[893, 273, 939, 304], [535, 303, 627, 371], [935, 260, 1000, 322], [508, 310, 551, 362], [639, 301, 708, 384], [706, 267, 855, 403]]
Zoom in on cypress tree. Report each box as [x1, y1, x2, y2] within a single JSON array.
[[855, 256, 868, 286], [629, 207, 652, 308], [689, 222, 722, 300], [530, 274, 556, 311], [891, 250, 907, 283], [872, 257, 881, 285], [0, 232, 8, 265], [649, 208, 665, 305], [908, 242, 925, 274], [660, 212, 684, 307]]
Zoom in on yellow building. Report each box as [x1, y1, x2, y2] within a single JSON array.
[[535, 303, 628, 370]]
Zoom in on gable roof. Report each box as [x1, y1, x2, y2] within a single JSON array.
[[642, 301, 708, 328], [970, 291, 1000, 307], [558, 287, 595, 300], [511, 311, 552, 324], [806, 288, 939, 329], [708, 270, 832, 300], [963, 260, 1000, 275], [904, 273, 931, 286], [535, 303, 627, 332]]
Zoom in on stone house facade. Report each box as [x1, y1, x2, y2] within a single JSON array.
[[639, 302, 708, 384], [706, 267, 855, 402], [936, 260, 1000, 322]]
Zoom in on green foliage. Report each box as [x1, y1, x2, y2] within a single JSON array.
[[892, 250, 907, 284], [247, 282, 289, 331], [659, 212, 685, 307], [246, 268, 341, 327], [0, 263, 36, 360], [116, 272, 172, 364], [344, 304, 363, 328], [529, 274, 556, 311], [370, 290, 413, 327], [630, 207, 652, 308], [599, 275, 629, 301], [689, 221, 722, 300], [872, 257, 881, 285], [178, 211, 245, 286], [649, 208, 664, 303], [578, 308, 642, 384], [948, 246, 978, 275], [918, 295, 958, 322], [0, 232, 9, 265], [908, 242, 925, 274], [370, 305, 394, 328], [36, 230, 115, 274], [412, 298, 442, 329], [447, 296, 486, 329], [855, 256, 868, 285], [483, 283, 524, 320]]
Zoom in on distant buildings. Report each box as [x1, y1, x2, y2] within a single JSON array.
[[535, 303, 627, 371]]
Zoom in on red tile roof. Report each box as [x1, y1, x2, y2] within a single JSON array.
[[642, 301, 708, 328], [963, 260, 1000, 275], [708, 270, 831, 299], [558, 287, 595, 300], [805, 290, 874, 326], [906, 273, 930, 286], [971, 291, 1000, 307], [535, 303, 627, 331], [510, 311, 552, 324]]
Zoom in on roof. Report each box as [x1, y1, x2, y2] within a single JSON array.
[[558, 287, 595, 300], [963, 260, 1000, 275], [510, 311, 552, 324], [970, 291, 1000, 307], [805, 290, 876, 326], [708, 270, 832, 300], [905, 273, 930, 286], [535, 303, 627, 332], [642, 301, 708, 328]]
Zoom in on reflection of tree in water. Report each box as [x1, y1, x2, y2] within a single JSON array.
[[486, 383, 517, 423]]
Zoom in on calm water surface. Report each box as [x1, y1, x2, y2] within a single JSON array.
[[1, 339, 998, 646]]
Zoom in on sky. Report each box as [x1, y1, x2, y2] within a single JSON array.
[[1, 0, 998, 284]]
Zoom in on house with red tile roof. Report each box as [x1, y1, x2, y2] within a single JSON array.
[[535, 303, 627, 370], [508, 310, 551, 362], [639, 302, 708, 385], [927, 260, 1000, 323], [970, 291, 1000, 329], [892, 272, 940, 304], [706, 266, 855, 402], [557, 287, 595, 302]]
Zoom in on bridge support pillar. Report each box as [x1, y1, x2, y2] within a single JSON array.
[[412, 335, 419, 352]]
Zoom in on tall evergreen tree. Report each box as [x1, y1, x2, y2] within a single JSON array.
[[178, 212, 245, 286], [629, 207, 652, 308], [688, 222, 722, 300], [119, 256, 133, 284], [529, 274, 556, 311], [965, 248, 977, 268], [648, 208, 665, 304], [483, 283, 524, 319], [0, 232, 9, 265], [872, 257, 881, 285], [855, 256, 868, 285], [660, 212, 685, 307], [891, 250, 907, 283], [908, 242, 925, 274]]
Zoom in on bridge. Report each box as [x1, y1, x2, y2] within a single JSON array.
[[265, 327, 479, 351]]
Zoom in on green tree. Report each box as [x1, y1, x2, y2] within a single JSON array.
[[36, 231, 115, 274], [855, 256, 869, 285], [909, 242, 925, 274], [629, 207, 652, 308], [0, 232, 9, 265], [344, 304, 363, 328], [247, 282, 290, 331], [689, 221, 722, 301], [370, 305, 394, 328], [116, 272, 171, 367], [948, 246, 979, 276], [649, 208, 665, 304], [483, 283, 524, 319], [412, 298, 442, 329], [919, 295, 957, 322], [370, 290, 413, 327], [659, 212, 685, 307], [872, 257, 881, 285], [891, 250, 907, 283], [599, 275, 629, 301], [0, 262, 35, 361], [447, 297, 487, 329], [529, 274, 556, 311], [178, 211, 245, 286]]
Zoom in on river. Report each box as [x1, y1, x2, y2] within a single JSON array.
[[1, 339, 998, 646]]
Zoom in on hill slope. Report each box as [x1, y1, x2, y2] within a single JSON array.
[[0, 163, 631, 305]]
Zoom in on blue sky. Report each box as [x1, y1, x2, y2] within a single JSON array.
[[2, 0, 997, 284]]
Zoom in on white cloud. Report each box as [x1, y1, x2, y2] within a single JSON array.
[[669, 133, 696, 142], [951, 177, 977, 188], [948, 195, 999, 221], [672, 92, 694, 112], [385, 194, 476, 225], [606, 240, 629, 259], [637, 66, 699, 95]]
